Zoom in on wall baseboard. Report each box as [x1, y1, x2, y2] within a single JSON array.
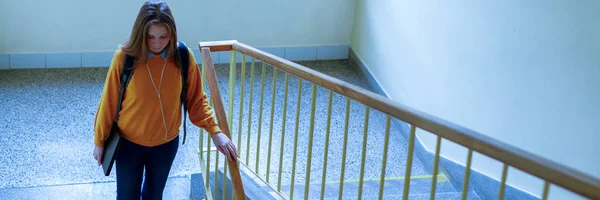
[[347, 47, 540, 200], [0, 45, 350, 70], [348, 48, 389, 98]]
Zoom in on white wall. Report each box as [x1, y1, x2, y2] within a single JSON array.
[[0, 0, 355, 53], [351, 0, 600, 199]]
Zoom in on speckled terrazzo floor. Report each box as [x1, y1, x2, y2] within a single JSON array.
[[0, 59, 432, 198]]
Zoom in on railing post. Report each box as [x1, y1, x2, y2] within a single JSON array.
[[206, 132, 212, 190], [498, 164, 509, 200], [267, 68, 278, 183], [237, 55, 246, 157], [200, 57, 207, 159], [542, 181, 550, 200], [430, 136, 442, 200], [214, 148, 220, 198], [228, 51, 236, 133], [337, 98, 351, 200], [303, 84, 318, 200], [245, 58, 255, 165], [319, 90, 333, 200], [358, 107, 371, 200], [223, 159, 228, 200], [256, 62, 267, 173], [290, 78, 303, 200], [402, 125, 417, 200], [277, 72, 290, 192], [377, 115, 391, 200], [462, 149, 474, 200]]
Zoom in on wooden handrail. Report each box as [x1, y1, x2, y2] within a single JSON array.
[[201, 46, 246, 200], [199, 40, 236, 52], [199, 41, 600, 199]]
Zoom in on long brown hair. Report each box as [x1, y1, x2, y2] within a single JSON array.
[[121, 0, 178, 64]]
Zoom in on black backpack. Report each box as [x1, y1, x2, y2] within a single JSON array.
[[119, 41, 191, 145]]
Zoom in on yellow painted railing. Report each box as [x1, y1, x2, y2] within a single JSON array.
[[197, 40, 600, 200]]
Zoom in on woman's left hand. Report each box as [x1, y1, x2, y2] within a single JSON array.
[[212, 132, 238, 162]]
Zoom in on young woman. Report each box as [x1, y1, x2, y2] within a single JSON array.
[[92, 1, 237, 199]]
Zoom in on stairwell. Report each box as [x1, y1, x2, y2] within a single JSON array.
[[0, 59, 481, 199], [193, 59, 482, 200]]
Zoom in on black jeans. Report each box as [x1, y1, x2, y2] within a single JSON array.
[[115, 136, 179, 200]]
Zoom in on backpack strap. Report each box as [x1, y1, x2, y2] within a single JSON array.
[[114, 54, 136, 124], [177, 41, 190, 145]]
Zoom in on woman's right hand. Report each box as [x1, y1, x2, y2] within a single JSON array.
[[93, 146, 104, 166], [211, 132, 238, 162]]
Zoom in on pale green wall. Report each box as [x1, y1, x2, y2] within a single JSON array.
[[1, 0, 355, 53], [351, 0, 599, 199]]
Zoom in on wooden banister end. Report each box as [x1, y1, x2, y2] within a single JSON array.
[[199, 40, 237, 52]]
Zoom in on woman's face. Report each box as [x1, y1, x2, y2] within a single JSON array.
[[147, 23, 170, 54]]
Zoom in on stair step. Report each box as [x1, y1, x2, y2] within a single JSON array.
[[190, 173, 208, 200], [278, 175, 456, 200], [325, 191, 481, 200], [202, 162, 468, 200], [0, 176, 194, 200]]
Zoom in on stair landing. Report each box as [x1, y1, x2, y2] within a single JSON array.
[[0, 176, 193, 200]]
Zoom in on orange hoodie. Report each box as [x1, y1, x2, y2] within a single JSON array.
[[93, 48, 221, 147]]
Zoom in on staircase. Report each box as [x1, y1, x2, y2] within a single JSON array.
[[0, 59, 482, 199], [197, 59, 483, 199]]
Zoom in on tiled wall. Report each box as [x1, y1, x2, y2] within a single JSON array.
[[0, 45, 349, 70]]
